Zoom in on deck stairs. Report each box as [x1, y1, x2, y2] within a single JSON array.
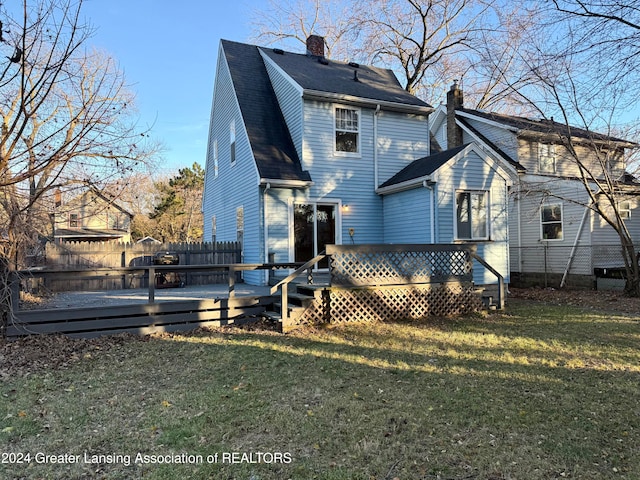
[[263, 275, 329, 331]]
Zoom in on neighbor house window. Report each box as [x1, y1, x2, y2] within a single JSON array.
[[213, 139, 219, 178], [69, 213, 79, 228], [619, 200, 631, 219], [539, 143, 556, 173], [456, 191, 489, 240], [541, 203, 563, 240], [334, 106, 359, 155], [230, 120, 236, 165]]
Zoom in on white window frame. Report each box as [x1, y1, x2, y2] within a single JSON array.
[[619, 200, 631, 220], [334, 106, 360, 156], [455, 190, 490, 241], [539, 143, 556, 174], [211, 215, 217, 243], [540, 203, 563, 241]]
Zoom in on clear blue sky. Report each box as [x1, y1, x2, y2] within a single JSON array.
[[82, 0, 265, 175]]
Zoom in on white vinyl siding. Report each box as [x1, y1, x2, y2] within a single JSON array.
[[202, 45, 262, 284]]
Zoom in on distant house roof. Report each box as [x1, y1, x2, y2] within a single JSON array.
[[54, 228, 128, 241], [459, 108, 636, 146], [378, 144, 469, 190]]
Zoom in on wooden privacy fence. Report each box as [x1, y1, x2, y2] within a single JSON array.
[[34, 241, 241, 292]]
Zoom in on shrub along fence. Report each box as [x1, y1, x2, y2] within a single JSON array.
[[27, 241, 241, 292]]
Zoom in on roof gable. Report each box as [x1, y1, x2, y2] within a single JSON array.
[[221, 40, 311, 183]]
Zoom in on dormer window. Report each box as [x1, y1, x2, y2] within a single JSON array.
[[539, 143, 556, 173], [334, 106, 360, 155]]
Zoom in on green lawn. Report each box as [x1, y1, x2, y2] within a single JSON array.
[[1, 298, 639, 479]]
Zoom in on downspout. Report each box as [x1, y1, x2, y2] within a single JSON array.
[[560, 202, 591, 288], [374, 104, 381, 189], [423, 179, 435, 243], [263, 183, 271, 285]]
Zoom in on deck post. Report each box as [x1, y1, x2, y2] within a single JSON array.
[[148, 267, 155, 303]]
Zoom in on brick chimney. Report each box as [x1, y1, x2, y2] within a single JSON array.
[[446, 80, 464, 148], [306, 35, 325, 57]]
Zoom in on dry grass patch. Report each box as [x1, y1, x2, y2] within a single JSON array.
[[0, 297, 639, 479]]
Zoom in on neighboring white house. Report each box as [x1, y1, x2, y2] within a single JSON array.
[[430, 82, 640, 287], [202, 37, 513, 287]]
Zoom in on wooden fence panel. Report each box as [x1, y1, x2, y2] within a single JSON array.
[[40, 241, 241, 291]]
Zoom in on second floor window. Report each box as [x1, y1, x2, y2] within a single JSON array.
[[230, 120, 236, 165], [541, 203, 563, 240], [456, 191, 489, 240], [335, 107, 359, 155], [539, 143, 556, 173], [69, 213, 79, 228]]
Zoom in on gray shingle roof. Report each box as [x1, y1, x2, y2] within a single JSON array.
[[379, 144, 469, 189], [260, 48, 432, 111], [221, 40, 311, 182], [460, 108, 634, 145]]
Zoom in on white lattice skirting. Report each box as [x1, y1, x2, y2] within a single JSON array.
[[297, 282, 481, 326]]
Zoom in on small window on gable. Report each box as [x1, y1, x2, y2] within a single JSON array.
[[541, 203, 563, 240], [230, 120, 236, 165], [69, 213, 79, 228], [334, 106, 360, 155], [539, 143, 556, 173], [456, 191, 489, 240], [213, 139, 219, 178], [619, 200, 631, 219]]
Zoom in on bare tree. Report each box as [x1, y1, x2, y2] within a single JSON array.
[[508, 2, 640, 294], [250, 0, 545, 109], [0, 0, 158, 330]]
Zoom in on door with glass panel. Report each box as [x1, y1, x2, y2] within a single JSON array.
[[293, 203, 336, 269]]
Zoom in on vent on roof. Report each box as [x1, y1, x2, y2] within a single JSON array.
[[318, 57, 329, 65], [273, 48, 284, 55], [353, 70, 360, 82], [348, 61, 360, 68]]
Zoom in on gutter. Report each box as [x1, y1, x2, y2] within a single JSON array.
[[423, 180, 436, 243], [259, 178, 313, 188], [302, 90, 433, 115], [374, 104, 380, 189], [375, 175, 433, 195]]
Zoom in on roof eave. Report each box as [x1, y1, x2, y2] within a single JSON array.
[[260, 178, 313, 188], [376, 175, 434, 195], [302, 89, 433, 115]]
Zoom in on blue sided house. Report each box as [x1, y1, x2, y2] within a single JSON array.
[[202, 36, 515, 286]]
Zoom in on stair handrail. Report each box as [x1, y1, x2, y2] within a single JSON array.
[[270, 252, 326, 323], [470, 252, 505, 309]]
